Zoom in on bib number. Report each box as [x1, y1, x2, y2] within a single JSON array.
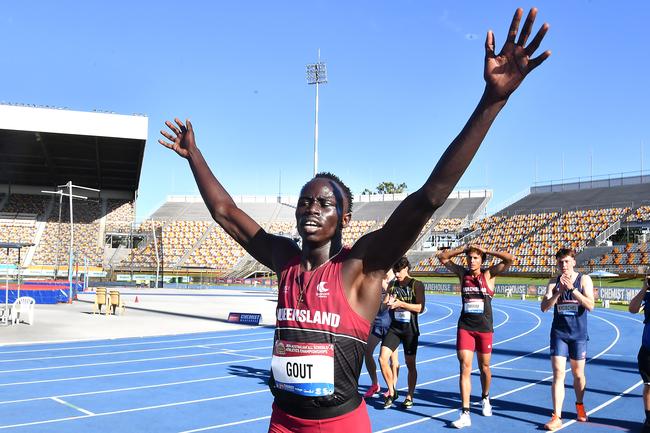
[[557, 302, 579, 316], [464, 300, 485, 314], [271, 340, 334, 397], [394, 309, 411, 322]]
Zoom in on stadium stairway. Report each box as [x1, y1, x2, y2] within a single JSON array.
[[176, 222, 215, 267]]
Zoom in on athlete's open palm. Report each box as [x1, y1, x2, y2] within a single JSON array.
[[484, 8, 551, 101], [159, 118, 196, 160]]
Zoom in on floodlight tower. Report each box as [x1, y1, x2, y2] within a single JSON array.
[[306, 49, 328, 177]]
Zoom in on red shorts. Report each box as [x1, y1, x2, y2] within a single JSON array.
[[268, 399, 371, 433], [457, 328, 493, 353]]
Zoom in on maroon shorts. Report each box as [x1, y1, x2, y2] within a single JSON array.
[[457, 328, 493, 353], [268, 399, 371, 433]]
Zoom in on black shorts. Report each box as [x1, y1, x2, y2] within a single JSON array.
[[638, 346, 650, 384], [381, 326, 419, 356], [371, 323, 390, 339]]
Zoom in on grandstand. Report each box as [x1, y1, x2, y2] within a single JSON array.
[[118, 190, 490, 280], [413, 174, 650, 275], [0, 104, 147, 280], [4, 104, 650, 285]]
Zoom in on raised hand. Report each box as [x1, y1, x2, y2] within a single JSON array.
[[559, 274, 572, 291], [159, 118, 196, 159], [484, 8, 551, 101]]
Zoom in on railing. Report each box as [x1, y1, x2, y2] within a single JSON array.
[[594, 220, 622, 246]]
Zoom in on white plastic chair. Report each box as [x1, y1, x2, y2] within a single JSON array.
[[10, 296, 35, 325]]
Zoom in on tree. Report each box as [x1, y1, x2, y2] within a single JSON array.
[[376, 181, 407, 194]]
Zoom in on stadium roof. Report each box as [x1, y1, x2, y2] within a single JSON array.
[[0, 104, 148, 193]]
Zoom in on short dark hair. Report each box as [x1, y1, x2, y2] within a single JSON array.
[[465, 246, 487, 262], [311, 172, 353, 213], [392, 256, 410, 272], [555, 248, 576, 259]]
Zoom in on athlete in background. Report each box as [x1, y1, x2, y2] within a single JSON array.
[[438, 244, 514, 428]]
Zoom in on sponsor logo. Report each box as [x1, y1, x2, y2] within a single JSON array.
[[275, 340, 286, 356], [316, 281, 329, 298]]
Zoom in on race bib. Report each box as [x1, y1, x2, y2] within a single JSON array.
[[557, 302, 579, 316], [394, 309, 411, 322], [464, 300, 485, 314], [271, 340, 334, 397]]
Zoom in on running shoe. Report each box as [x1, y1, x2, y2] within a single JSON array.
[[382, 389, 391, 398], [383, 392, 398, 409], [401, 398, 413, 409], [363, 384, 381, 398], [451, 411, 472, 429], [481, 397, 492, 416], [543, 413, 562, 431], [575, 402, 588, 422]]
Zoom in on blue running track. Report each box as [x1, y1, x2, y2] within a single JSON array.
[[0, 295, 643, 432]]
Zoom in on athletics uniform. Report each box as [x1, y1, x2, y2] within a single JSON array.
[[550, 274, 588, 360], [381, 278, 422, 356], [268, 248, 371, 433], [638, 291, 650, 384], [457, 271, 494, 353], [371, 290, 392, 338]]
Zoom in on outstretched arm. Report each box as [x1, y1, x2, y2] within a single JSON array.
[[159, 119, 299, 270], [355, 8, 551, 273]]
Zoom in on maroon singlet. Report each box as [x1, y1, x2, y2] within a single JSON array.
[[269, 248, 370, 420]]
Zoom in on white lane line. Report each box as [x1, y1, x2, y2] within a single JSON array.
[[0, 330, 272, 353], [50, 397, 95, 416], [0, 374, 236, 405], [0, 339, 271, 374], [376, 302, 623, 432], [0, 389, 270, 430], [0, 355, 271, 388], [0, 298, 544, 431], [557, 380, 644, 431], [178, 415, 272, 433], [419, 305, 509, 336], [0, 337, 272, 364], [492, 366, 553, 374], [418, 303, 454, 325], [595, 309, 644, 324]]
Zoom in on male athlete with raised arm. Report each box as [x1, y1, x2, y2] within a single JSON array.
[[159, 8, 550, 432]]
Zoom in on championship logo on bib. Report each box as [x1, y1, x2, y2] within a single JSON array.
[[271, 340, 335, 397]]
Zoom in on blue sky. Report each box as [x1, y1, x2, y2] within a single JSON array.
[[2, 1, 648, 220]]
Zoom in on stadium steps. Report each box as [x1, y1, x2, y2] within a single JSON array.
[[175, 222, 216, 267], [227, 253, 271, 278], [106, 244, 132, 268], [590, 206, 634, 248], [98, 199, 108, 256], [24, 196, 55, 267], [407, 251, 432, 270]]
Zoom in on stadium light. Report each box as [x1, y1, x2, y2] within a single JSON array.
[[42, 181, 100, 302], [306, 49, 328, 177]]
